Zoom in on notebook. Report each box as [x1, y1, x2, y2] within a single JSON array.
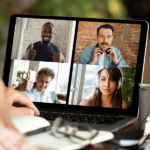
[[3, 14, 149, 131]]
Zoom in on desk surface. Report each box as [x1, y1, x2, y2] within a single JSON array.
[[84, 119, 141, 150]]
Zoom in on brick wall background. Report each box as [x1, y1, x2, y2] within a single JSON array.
[[22, 18, 72, 61], [74, 21, 141, 68]]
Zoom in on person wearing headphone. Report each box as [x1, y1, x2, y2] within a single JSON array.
[[79, 66, 128, 109]]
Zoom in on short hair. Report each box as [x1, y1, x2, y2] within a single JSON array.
[[97, 24, 114, 36], [38, 68, 55, 80], [42, 22, 54, 30]]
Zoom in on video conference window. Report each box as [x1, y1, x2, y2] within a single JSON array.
[[8, 17, 143, 109], [69, 65, 136, 109], [11, 18, 76, 63], [8, 60, 71, 104], [74, 21, 141, 68]]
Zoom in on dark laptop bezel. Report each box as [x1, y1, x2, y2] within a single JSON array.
[[3, 14, 149, 117]]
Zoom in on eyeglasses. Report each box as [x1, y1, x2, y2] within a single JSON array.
[[51, 117, 98, 144]]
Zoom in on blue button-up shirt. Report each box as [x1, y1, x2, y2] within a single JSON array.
[[23, 88, 58, 103], [77, 45, 128, 67]]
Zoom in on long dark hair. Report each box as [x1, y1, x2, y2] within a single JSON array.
[[90, 66, 123, 109]]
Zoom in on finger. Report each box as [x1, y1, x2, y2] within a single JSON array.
[[6, 88, 40, 116], [25, 72, 30, 80], [30, 54, 36, 58], [58, 46, 61, 52], [107, 49, 113, 55], [94, 47, 100, 52], [96, 50, 103, 53], [30, 43, 34, 50], [10, 107, 35, 116], [29, 50, 36, 54], [26, 83, 34, 91], [31, 56, 36, 60]]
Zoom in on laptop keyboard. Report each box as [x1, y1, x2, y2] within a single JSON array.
[[40, 111, 124, 125]]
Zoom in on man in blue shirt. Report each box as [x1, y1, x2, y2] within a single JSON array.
[[15, 68, 58, 103], [78, 24, 128, 67], [21, 22, 65, 62]]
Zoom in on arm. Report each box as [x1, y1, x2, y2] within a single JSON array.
[[15, 72, 34, 92], [78, 46, 97, 64], [0, 79, 38, 149], [122, 99, 128, 109], [115, 48, 128, 67], [79, 99, 91, 106], [50, 91, 58, 103], [21, 43, 36, 60], [53, 46, 65, 62], [0, 78, 39, 117]]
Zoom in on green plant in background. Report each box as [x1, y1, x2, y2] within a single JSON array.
[[16, 71, 25, 83], [119, 67, 136, 107], [55, 99, 61, 104], [28, 0, 128, 19]]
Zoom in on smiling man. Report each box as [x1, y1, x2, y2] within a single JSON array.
[[21, 22, 65, 62], [15, 68, 58, 103], [78, 24, 128, 67]]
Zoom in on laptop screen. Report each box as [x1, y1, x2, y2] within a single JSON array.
[[3, 14, 148, 116]]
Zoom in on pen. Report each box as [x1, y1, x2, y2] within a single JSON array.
[[25, 125, 51, 136]]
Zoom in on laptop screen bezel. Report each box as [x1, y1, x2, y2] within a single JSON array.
[[3, 14, 149, 116]]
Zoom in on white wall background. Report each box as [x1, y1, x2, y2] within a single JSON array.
[[8, 60, 70, 94], [11, 18, 76, 63]]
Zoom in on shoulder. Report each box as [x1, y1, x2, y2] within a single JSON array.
[[31, 41, 41, 47], [122, 99, 128, 109], [27, 41, 41, 49], [113, 46, 121, 53], [78, 46, 96, 64], [50, 42, 58, 49], [34, 41, 41, 45], [82, 46, 95, 54], [79, 99, 91, 106]]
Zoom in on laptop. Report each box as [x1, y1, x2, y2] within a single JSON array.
[[3, 14, 149, 131]]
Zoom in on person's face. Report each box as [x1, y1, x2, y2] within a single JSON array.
[[99, 70, 117, 96], [41, 24, 53, 45], [97, 28, 113, 51], [36, 73, 52, 92]]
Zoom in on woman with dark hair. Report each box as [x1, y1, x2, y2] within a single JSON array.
[[79, 66, 128, 109]]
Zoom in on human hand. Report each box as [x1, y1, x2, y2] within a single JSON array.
[[5, 87, 40, 116], [0, 79, 39, 122], [106, 46, 119, 65], [91, 47, 103, 65], [0, 79, 39, 149], [53, 46, 65, 62], [15, 72, 34, 92], [24, 43, 36, 60]]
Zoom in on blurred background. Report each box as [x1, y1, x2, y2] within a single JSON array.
[[0, 0, 150, 82]]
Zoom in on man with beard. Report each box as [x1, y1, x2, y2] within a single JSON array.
[[77, 24, 128, 67], [21, 22, 65, 62]]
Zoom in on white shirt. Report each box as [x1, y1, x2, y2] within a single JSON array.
[[23, 88, 58, 103]]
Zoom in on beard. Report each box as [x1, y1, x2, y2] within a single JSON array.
[[42, 36, 52, 45], [99, 42, 111, 51]]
